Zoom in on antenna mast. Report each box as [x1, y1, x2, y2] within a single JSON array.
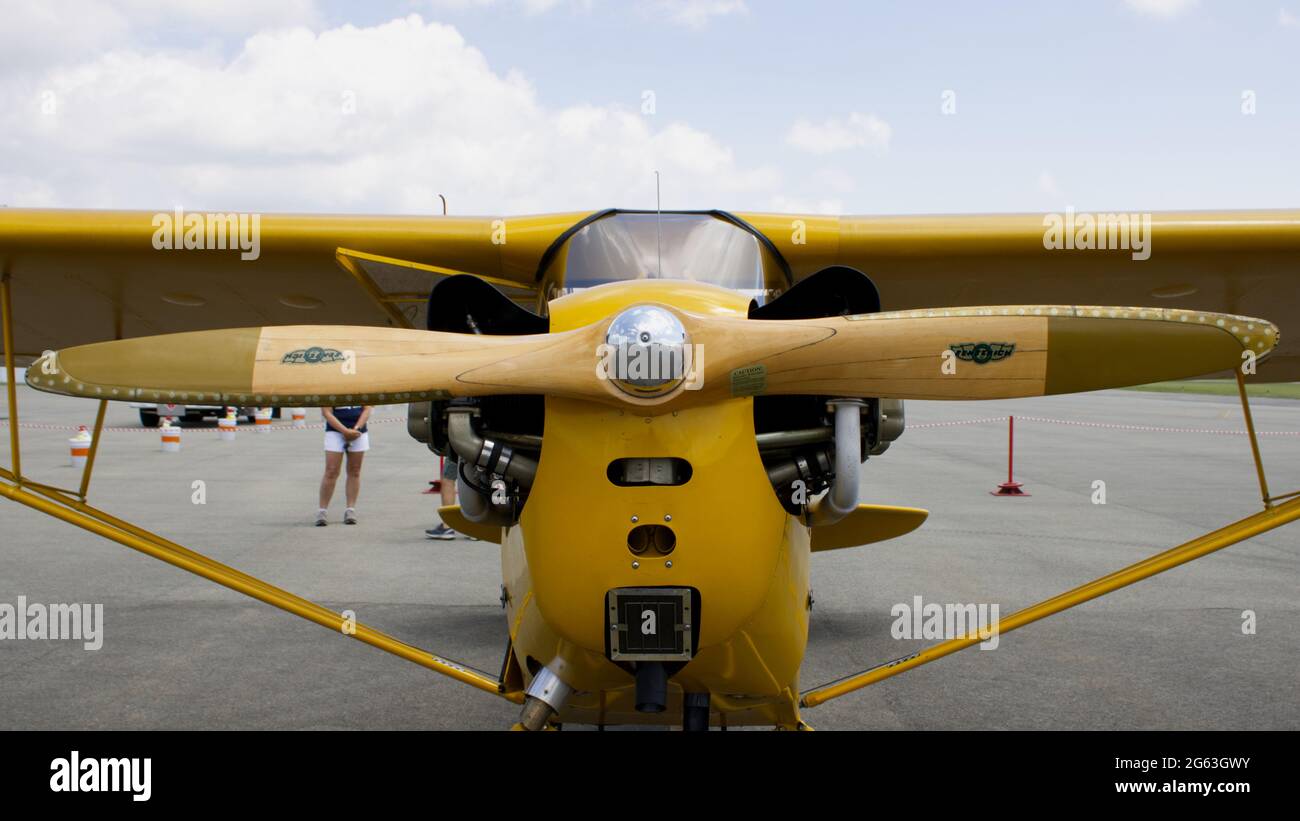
[[654, 171, 662, 278]]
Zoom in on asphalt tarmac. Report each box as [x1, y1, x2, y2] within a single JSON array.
[[1, 386, 1297, 730]]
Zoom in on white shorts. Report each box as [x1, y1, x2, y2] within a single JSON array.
[[324, 430, 370, 453]]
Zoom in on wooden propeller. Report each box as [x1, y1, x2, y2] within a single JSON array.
[[24, 324, 605, 407], [681, 304, 1279, 405], [24, 305, 1278, 408]]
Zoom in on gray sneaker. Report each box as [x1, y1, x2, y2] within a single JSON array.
[[425, 523, 455, 540], [343, 508, 358, 525], [315, 510, 328, 527]]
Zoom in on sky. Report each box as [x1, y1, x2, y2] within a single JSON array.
[[1, 0, 1297, 216]]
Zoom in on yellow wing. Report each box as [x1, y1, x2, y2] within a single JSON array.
[[5, 207, 1297, 380], [739, 209, 1300, 380], [0, 208, 591, 362]]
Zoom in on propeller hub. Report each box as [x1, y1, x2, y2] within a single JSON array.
[[602, 305, 691, 397]]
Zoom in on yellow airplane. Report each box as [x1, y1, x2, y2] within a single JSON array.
[[2, 207, 1298, 730]]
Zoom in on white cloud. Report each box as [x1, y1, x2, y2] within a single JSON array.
[[423, 0, 498, 8], [423, 0, 568, 13], [785, 112, 891, 155], [522, 0, 569, 12], [1037, 171, 1062, 199], [0, 0, 321, 71], [129, 0, 321, 32], [0, 14, 780, 213], [814, 168, 856, 194], [767, 195, 843, 215], [0, 2, 125, 69], [1122, 0, 1197, 19], [644, 0, 748, 29], [422, 0, 741, 26], [1280, 8, 1299, 27]]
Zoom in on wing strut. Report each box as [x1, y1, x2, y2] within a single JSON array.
[[802, 374, 1299, 709], [0, 275, 518, 703], [2, 272, 21, 487], [802, 495, 1300, 708], [0, 474, 519, 701]]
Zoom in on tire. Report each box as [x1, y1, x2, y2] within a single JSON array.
[[139, 410, 160, 428], [271, 407, 282, 419]]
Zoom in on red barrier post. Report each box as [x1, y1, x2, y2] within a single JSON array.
[[991, 415, 1030, 497]]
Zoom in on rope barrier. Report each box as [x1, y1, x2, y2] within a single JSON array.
[[1015, 415, 1300, 437], [909, 417, 1009, 429], [2, 414, 1296, 437], [0, 416, 407, 433], [905, 415, 1300, 437]]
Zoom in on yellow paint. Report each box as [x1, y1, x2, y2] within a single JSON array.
[[0, 472, 516, 701], [498, 279, 811, 726], [0, 208, 593, 361], [801, 493, 1300, 707], [8, 207, 1299, 730], [438, 505, 503, 544], [810, 503, 929, 552]]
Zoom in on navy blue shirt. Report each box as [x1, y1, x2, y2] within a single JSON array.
[[331, 406, 368, 433]]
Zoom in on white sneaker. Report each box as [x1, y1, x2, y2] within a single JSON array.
[[314, 509, 328, 527], [343, 508, 358, 525]]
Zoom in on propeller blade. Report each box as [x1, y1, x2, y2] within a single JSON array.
[[23, 305, 1280, 409], [685, 305, 1280, 403], [24, 324, 606, 406]]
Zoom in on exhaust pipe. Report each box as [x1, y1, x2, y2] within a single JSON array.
[[448, 408, 537, 525], [456, 468, 512, 525], [806, 398, 864, 527], [518, 665, 573, 731], [447, 408, 538, 487], [765, 447, 832, 491], [635, 662, 668, 713], [682, 692, 710, 731]]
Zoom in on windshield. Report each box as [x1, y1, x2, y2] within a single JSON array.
[[558, 212, 780, 296]]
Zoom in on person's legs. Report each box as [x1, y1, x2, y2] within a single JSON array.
[[344, 449, 365, 508], [320, 451, 343, 508], [427, 457, 459, 539], [439, 459, 476, 540]]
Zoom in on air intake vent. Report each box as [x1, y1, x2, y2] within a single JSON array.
[[607, 457, 692, 486]]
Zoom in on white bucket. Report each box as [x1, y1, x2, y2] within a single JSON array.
[[254, 408, 272, 432], [291, 408, 306, 428], [69, 426, 92, 468], [217, 416, 237, 442], [160, 420, 182, 453]]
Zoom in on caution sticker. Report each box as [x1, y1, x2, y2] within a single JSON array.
[[729, 364, 767, 397]]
